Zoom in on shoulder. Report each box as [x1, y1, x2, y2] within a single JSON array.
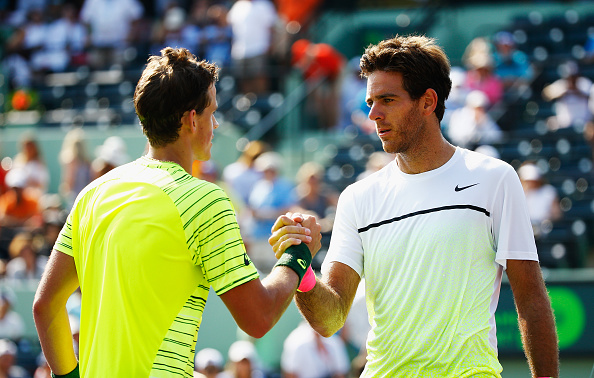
[[458, 148, 514, 175]]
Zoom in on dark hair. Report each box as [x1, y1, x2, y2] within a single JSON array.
[[134, 47, 219, 147], [360, 35, 452, 121]]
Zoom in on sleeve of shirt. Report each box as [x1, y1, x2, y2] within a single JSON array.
[[190, 185, 259, 295], [492, 165, 538, 268], [54, 212, 74, 257], [322, 185, 364, 277]]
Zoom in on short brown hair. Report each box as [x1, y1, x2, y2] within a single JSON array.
[[134, 47, 219, 147], [360, 35, 451, 121]]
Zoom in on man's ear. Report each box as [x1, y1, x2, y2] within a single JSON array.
[[184, 109, 197, 130], [421, 88, 438, 115]]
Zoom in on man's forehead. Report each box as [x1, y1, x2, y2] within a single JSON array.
[[366, 71, 405, 96]]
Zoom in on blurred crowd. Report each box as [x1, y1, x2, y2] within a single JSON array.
[[0, 0, 328, 100]]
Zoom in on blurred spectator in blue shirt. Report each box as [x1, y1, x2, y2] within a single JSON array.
[[492, 31, 533, 93], [203, 4, 232, 70], [247, 151, 296, 271]]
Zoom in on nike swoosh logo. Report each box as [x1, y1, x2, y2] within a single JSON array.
[[243, 253, 250, 266], [455, 183, 479, 192], [297, 259, 307, 269]]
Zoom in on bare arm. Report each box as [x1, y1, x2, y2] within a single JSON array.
[[295, 261, 360, 338], [220, 215, 322, 338], [33, 250, 80, 375], [506, 259, 559, 378]]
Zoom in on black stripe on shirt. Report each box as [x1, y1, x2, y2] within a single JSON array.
[[358, 204, 490, 233]]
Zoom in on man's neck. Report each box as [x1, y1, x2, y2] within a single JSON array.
[[395, 137, 456, 175], [146, 143, 193, 174]]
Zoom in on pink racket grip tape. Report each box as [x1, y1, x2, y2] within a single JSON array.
[[297, 266, 316, 292]]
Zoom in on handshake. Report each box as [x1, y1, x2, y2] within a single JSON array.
[[268, 212, 323, 293]]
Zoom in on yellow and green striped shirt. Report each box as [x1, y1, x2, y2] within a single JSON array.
[[54, 156, 259, 377]]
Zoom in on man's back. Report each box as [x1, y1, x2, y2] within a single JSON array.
[[55, 156, 258, 377]]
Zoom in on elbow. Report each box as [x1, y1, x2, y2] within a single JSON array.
[[237, 314, 274, 339], [314, 324, 340, 338], [32, 295, 48, 324]]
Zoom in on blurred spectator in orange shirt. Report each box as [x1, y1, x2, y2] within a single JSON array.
[[0, 168, 40, 228], [291, 39, 345, 129]]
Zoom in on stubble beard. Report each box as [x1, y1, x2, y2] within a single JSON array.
[[380, 105, 424, 155]]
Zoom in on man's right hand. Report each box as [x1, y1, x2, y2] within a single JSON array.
[[269, 212, 322, 260]]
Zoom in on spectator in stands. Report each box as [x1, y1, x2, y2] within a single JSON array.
[[29, 3, 87, 73], [0, 168, 40, 228], [281, 321, 350, 378], [247, 151, 297, 271], [293, 161, 338, 236], [492, 31, 533, 93], [58, 128, 92, 209], [35, 208, 66, 257], [542, 60, 593, 130], [462, 37, 503, 107], [80, 0, 144, 69], [442, 66, 470, 130], [5, 231, 47, 280], [275, 0, 321, 35], [0, 339, 29, 378], [222, 340, 265, 378], [203, 4, 232, 70], [12, 133, 49, 195], [447, 90, 503, 149], [0, 288, 25, 341], [194, 348, 224, 378], [222, 140, 269, 205], [339, 57, 367, 131], [3, 7, 47, 87], [150, 4, 201, 57], [291, 39, 345, 130], [91, 136, 130, 179], [227, 0, 278, 94], [517, 162, 562, 237]]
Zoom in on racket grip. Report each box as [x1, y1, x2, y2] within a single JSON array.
[[297, 266, 316, 292]]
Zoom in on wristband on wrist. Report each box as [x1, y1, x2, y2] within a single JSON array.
[[297, 265, 316, 292], [51, 364, 79, 378], [274, 243, 312, 285]]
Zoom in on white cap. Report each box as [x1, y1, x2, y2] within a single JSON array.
[[5, 168, 27, 188], [194, 348, 224, 370], [466, 90, 490, 108], [0, 339, 17, 356], [518, 163, 542, 181], [95, 136, 129, 167], [254, 151, 282, 172], [228, 340, 257, 363]]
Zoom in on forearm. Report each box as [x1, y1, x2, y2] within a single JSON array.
[[223, 266, 300, 339], [260, 266, 301, 325], [516, 294, 559, 378], [295, 278, 350, 338], [507, 260, 559, 378], [33, 250, 80, 375], [33, 304, 77, 374]]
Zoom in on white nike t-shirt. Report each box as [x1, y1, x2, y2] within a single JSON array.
[[323, 147, 537, 377]]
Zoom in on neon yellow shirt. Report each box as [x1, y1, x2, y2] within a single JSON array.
[[54, 156, 258, 377]]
